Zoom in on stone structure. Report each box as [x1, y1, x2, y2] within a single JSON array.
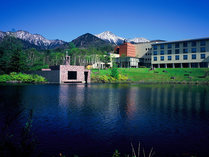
[[29, 53, 91, 84]]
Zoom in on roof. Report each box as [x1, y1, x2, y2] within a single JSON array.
[[151, 37, 209, 45]]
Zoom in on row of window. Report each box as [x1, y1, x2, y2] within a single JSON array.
[[145, 53, 152, 56], [144, 58, 151, 61], [145, 48, 152, 51], [153, 40, 207, 50], [153, 54, 206, 61], [153, 47, 206, 55]]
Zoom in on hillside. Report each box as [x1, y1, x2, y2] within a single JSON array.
[[91, 68, 209, 83], [71, 33, 114, 51]]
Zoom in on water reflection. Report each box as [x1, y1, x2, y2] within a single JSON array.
[[0, 84, 208, 156]]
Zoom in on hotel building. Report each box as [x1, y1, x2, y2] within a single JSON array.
[[114, 42, 139, 68], [151, 37, 209, 68]]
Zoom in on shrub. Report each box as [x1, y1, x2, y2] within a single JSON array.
[[118, 74, 128, 81], [111, 65, 119, 80], [99, 75, 109, 83], [0, 73, 46, 83]]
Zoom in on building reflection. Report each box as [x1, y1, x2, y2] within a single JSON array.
[[149, 85, 209, 118]]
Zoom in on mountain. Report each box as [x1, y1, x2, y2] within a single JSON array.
[[128, 37, 150, 44], [95, 31, 125, 45], [0, 30, 67, 50], [71, 33, 114, 50], [96, 31, 150, 45]]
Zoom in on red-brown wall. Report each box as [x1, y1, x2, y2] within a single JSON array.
[[118, 42, 136, 57]]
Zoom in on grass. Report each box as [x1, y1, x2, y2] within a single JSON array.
[[91, 68, 209, 83]]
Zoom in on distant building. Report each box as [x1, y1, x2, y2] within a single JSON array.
[[113, 41, 158, 68], [90, 53, 119, 69], [28, 53, 91, 84], [113, 42, 139, 68], [151, 37, 209, 68], [119, 42, 136, 57]]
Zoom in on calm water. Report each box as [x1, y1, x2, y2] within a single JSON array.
[[0, 83, 209, 157]]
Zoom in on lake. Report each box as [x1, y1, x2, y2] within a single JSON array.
[[0, 83, 209, 157]]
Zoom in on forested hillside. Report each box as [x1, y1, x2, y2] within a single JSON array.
[[0, 36, 111, 74]]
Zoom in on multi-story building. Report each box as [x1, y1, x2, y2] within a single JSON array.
[[113, 41, 161, 68], [113, 42, 139, 68], [134, 41, 159, 67], [151, 38, 209, 68]]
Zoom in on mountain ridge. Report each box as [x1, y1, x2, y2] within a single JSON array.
[[71, 33, 114, 51], [95, 31, 150, 45], [0, 30, 67, 50]]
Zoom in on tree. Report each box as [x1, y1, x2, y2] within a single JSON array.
[[100, 54, 110, 68], [111, 63, 119, 79], [9, 50, 27, 72], [0, 36, 27, 73], [68, 42, 76, 49]]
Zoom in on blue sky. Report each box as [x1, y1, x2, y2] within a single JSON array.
[[1, 0, 209, 42]]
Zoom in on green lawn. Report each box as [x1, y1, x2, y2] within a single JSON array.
[[91, 68, 209, 83]]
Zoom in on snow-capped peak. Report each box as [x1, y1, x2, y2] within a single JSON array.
[[128, 37, 150, 43], [96, 31, 150, 45], [95, 31, 125, 45], [0, 30, 66, 49]]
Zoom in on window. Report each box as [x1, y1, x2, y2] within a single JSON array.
[[200, 47, 206, 52], [153, 51, 158, 55], [183, 55, 188, 60], [167, 50, 172, 54], [200, 41, 206, 46], [160, 50, 164, 55], [183, 49, 188, 53], [175, 49, 180, 54], [168, 56, 172, 60], [192, 54, 196, 59], [167, 44, 172, 49], [68, 71, 77, 80], [153, 45, 157, 50], [175, 55, 179, 60], [154, 57, 157, 61], [192, 48, 196, 53], [183, 42, 188, 47], [160, 56, 164, 61], [175, 43, 179, 48], [160, 44, 164, 49], [201, 54, 206, 59], [191, 41, 196, 47]]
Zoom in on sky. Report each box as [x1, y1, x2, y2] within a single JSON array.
[[1, 0, 209, 42]]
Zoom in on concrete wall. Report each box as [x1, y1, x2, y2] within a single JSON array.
[[134, 42, 153, 67], [60, 65, 91, 83], [27, 70, 60, 83]]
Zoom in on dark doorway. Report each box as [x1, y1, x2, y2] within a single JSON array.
[[68, 71, 77, 80], [84, 72, 88, 83]]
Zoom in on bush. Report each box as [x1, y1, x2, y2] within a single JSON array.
[[0, 72, 46, 83], [118, 74, 128, 81], [99, 75, 109, 83]]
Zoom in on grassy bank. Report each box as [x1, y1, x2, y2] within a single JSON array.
[[91, 68, 209, 84], [0, 72, 46, 83]]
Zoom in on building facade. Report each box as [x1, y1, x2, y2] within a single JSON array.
[[134, 42, 155, 67], [151, 38, 209, 68], [119, 42, 136, 57], [113, 42, 139, 68]]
